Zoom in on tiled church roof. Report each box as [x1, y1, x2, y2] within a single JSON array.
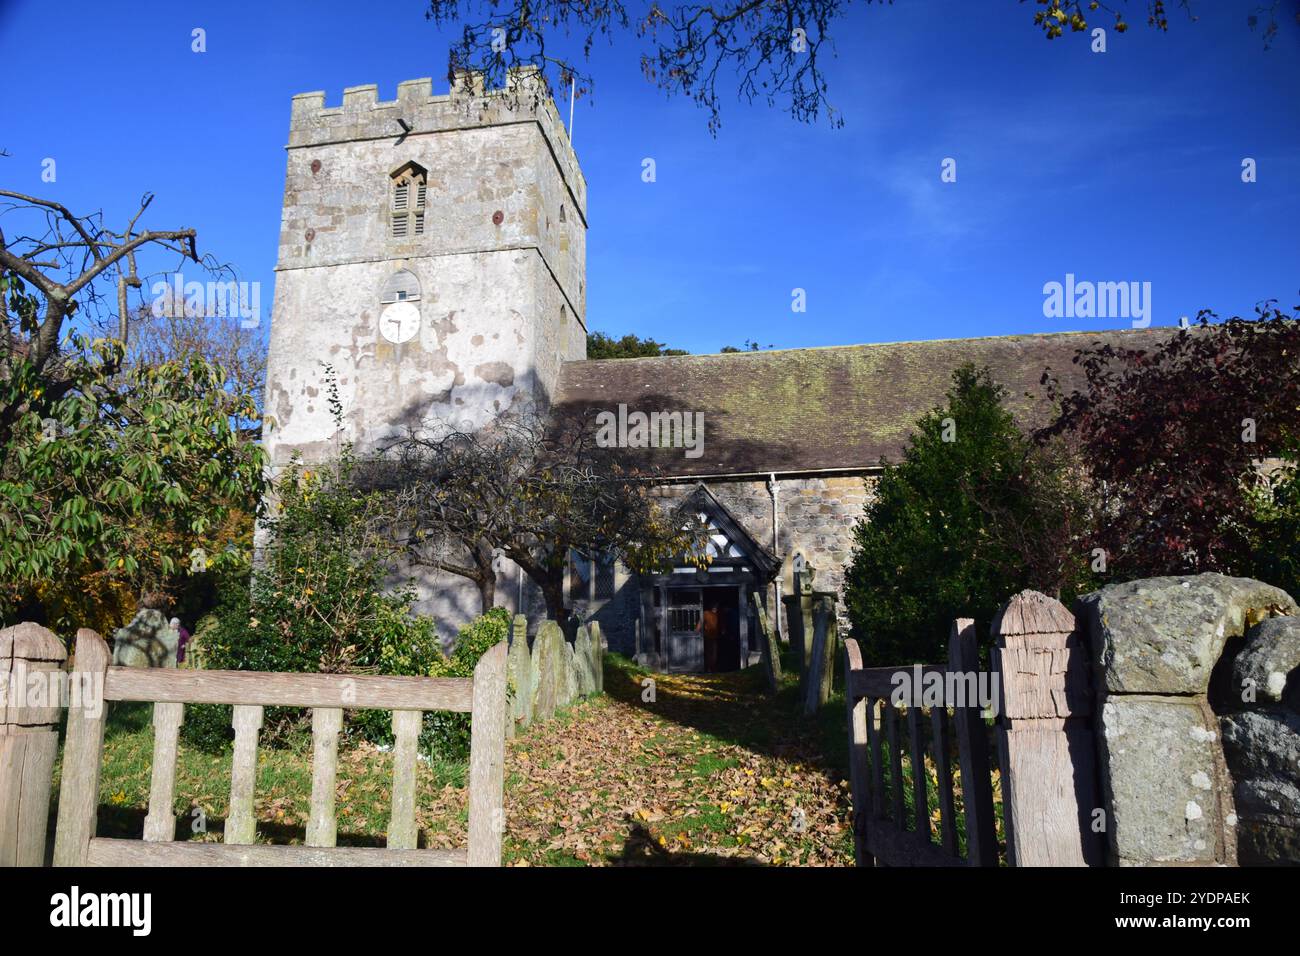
[[554, 327, 1169, 478]]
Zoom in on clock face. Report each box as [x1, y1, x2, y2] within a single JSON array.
[[379, 301, 420, 344]]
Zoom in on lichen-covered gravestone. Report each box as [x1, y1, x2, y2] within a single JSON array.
[[588, 621, 604, 695], [111, 609, 179, 668], [573, 626, 596, 697], [530, 622, 566, 722], [507, 614, 534, 731], [560, 641, 579, 706]]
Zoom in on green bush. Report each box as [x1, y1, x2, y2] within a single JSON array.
[[1250, 451, 1300, 601], [413, 607, 512, 760], [180, 423, 447, 753], [844, 365, 1093, 665]]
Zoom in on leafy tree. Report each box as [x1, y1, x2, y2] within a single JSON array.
[[185, 440, 442, 750], [376, 408, 707, 632], [1042, 303, 1300, 581], [587, 330, 687, 359], [422, 0, 1247, 132], [844, 364, 1092, 665], [1251, 457, 1300, 602], [0, 189, 264, 629]]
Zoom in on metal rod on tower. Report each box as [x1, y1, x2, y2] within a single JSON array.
[[568, 75, 576, 143]]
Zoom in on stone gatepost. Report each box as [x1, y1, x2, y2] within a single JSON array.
[[1076, 573, 1297, 866], [1, 623, 67, 866]]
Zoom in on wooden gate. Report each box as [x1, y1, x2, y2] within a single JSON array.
[[843, 619, 999, 866], [844, 590, 1103, 867], [54, 629, 508, 867]]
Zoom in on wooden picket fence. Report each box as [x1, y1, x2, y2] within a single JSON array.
[[52, 628, 508, 867], [843, 619, 999, 866], [843, 591, 1103, 867]]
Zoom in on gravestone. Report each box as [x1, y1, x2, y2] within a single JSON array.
[[750, 591, 782, 695], [560, 641, 579, 707], [111, 609, 179, 668], [588, 621, 604, 694], [507, 614, 534, 731], [530, 622, 566, 722], [573, 626, 597, 697]]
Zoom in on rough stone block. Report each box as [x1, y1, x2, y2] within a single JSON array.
[[1233, 616, 1300, 708], [1220, 708, 1300, 864], [1077, 574, 1296, 695], [1099, 695, 1235, 865]]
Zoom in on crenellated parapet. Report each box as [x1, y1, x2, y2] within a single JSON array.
[[287, 68, 585, 215]]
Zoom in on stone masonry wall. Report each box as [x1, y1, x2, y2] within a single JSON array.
[[1076, 573, 1298, 865]]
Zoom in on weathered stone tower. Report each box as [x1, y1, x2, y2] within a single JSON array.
[[264, 70, 587, 466]]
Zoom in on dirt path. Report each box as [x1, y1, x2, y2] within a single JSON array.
[[496, 658, 855, 866]]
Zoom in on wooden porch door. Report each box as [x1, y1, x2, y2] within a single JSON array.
[[666, 590, 703, 672]]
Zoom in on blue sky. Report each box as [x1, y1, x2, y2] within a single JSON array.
[[2, 0, 1296, 354]]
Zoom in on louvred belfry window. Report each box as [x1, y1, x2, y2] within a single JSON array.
[[389, 163, 427, 239]]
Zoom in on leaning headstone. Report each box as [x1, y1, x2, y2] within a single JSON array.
[[588, 621, 604, 694], [751, 591, 782, 694], [560, 641, 579, 707], [111, 609, 178, 668], [802, 594, 838, 715], [530, 622, 565, 722], [507, 615, 534, 731], [573, 626, 596, 697]]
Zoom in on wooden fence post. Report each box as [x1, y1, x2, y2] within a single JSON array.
[[991, 590, 1102, 866], [842, 639, 873, 866], [467, 641, 508, 866], [1, 623, 67, 866], [947, 619, 997, 866], [53, 629, 111, 867]]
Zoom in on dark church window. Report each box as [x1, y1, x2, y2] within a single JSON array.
[[594, 556, 615, 599]]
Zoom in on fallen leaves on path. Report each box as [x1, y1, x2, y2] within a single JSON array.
[[491, 666, 855, 866]]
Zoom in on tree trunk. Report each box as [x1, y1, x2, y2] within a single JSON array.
[[469, 539, 496, 614], [477, 574, 496, 615]]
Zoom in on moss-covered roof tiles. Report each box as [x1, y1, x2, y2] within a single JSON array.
[[554, 327, 1169, 478]]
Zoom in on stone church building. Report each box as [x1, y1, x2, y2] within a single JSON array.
[[264, 72, 1148, 672]]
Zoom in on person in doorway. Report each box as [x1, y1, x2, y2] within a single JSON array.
[[172, 617, 192, 665]]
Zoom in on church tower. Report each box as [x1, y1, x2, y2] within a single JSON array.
[[264, 70, 588, 467]]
